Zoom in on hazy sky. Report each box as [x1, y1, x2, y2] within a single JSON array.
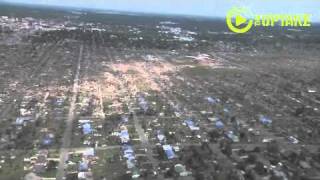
[[3, 0, 320, 20]]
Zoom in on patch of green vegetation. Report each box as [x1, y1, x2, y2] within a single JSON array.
[[136, 82, 150, 92], [126, 69, 138, 75], [39, 168, 57, 178], [171, 59, 196, 66], [127, 126, 136, 135], [0, 151, 26, 180], [0, 168, 24, 180], [105, 113, 121, 123], [66, 163, 77, 172], [182, 65, 246, 79], [122, 103, 129, 112], [69, 154, 82, 163], [92, 149, 125, 179], [182, 66, 216, 77], [48, 149, 60, 158], [103, 100, 113, 113]]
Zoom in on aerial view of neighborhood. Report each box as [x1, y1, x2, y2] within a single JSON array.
[[0, 1, 320, 180]]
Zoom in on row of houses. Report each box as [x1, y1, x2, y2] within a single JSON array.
[[118, 115, 140, 179]]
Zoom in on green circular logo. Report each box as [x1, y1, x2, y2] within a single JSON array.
[[226, 7, 253, 34]]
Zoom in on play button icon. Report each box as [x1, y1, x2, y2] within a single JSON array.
[[235, 15, 247, 26], [226, 7, 253, 33]]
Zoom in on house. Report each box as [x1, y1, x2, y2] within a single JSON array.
[[38, 150, 49, 159], [131, 168, 140, 179], [82, 148, 95, 157], [122, 145, 138, 173], [55, 97, 65, 106], [121, 115, 129, 123], [163, 145, 175, 159], [208, 116, 219, 122], [206, 96, 219, 104], [157, 130, 166, 143], [123, 145, 135, 160], [79, 119, 91, 124], [16, 116, 33, 125], [119, 126, 130, 143], [259, 115, 272, 125], [82, 123, 92, 135], [33, 163, 46, 173], [24, 172, 42, 180], [41, 133, 55, 146], [33, 150, 48, 174], [79, 161, 89, 171], [120, 130, 130, 143], [126, 159, 135, 169], [78, 172, 93, 180], [226, 131, 239, 142], [138, 95, 148, 112], [175, 163, 193, 177], [20, 108, 33, 116], [215, 120, 224, 129], [184, 118, 200, 131]]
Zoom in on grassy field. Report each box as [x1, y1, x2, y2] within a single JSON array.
[[92, 148, 128, 180]]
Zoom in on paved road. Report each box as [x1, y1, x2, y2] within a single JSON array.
[[130, 105, 164, 179], [56, 44, 83, 180]]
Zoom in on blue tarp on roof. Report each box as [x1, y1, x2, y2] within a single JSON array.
[[55, 98, 64, 106], [124, 154, 135, 160], [259, 115, 272, 125], [206, 96, 220, 104], [122, 145, 135, 160], [139, 102, 148, 111], [82, 123, 92, 135], [138, 96, 148, 112], [163, 145, 175, 159], [42, 136, 53, 145], [121, 115, 129, 123], [215, 120, 224, 129], [120, 130, 129, 139], [120, 130, 130, 143], [207, 97, 216, 104], [16, 116, 32, 125], [79, 161, 88, 171], [184, 118, 199, 131], [226, 131, 239, 142], [185, 118, 194, 127], [122, 144, 133, 151]]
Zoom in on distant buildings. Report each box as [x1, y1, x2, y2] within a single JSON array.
[[156, 22, 197, 42]]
